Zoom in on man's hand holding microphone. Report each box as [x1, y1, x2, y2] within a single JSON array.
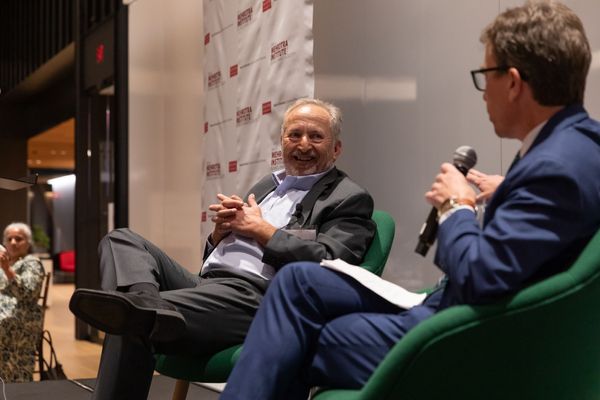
[[415, 146, 477, 256]]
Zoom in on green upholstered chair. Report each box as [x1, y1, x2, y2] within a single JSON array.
[[313, 227, 600, 400], [154, 209, 396, 400]]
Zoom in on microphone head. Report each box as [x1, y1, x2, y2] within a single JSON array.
[[453, 146, 477, 174]]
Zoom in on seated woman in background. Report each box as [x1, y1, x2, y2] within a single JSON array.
[[0, 222, 45, 382]]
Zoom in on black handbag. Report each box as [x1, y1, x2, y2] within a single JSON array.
[[39, 330, 68, 380]]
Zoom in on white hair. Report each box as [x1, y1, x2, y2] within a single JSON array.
[[281, 98, 342, 140], [3, 222, 34, 249]]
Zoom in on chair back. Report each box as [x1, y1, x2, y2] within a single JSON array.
[[36, 272, 51, 378], [315, 228, 600, 400], [39, 271, 51, 311], [360, 210, 395, 276]]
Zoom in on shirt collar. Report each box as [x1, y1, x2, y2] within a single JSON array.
[[519, 119, 547, 158], [271, 167, 332, 195]]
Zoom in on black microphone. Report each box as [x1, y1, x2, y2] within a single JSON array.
[[292, 204, 304, 226], [414, 146, 477, 257], [293, 203, 303, 218]]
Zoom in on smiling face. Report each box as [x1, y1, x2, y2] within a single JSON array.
[[281, 104, 342, 176], [3, 227, 30, 259]]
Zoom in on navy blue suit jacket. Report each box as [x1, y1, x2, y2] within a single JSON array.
[[434, 105, 600, 308]]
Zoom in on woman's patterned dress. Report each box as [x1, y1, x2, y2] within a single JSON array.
[[0, 255, 44, 382]]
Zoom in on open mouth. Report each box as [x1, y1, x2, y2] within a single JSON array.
[[294, 155, 314, 162], [292, 151, 316, 162]]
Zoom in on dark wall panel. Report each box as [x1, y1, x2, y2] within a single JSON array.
[[0, 137, 28, 228], [0, 0, 74, 97]]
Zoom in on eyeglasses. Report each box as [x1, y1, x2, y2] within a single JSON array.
[[470, 66, 509, 91]]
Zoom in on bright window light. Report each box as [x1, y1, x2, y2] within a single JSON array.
[[47, 174, 76, 187]]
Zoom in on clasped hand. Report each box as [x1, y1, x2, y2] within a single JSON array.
[[209, 193, 275, 246], [0, 244, 11, 272]]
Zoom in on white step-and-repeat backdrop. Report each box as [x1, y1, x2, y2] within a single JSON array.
[[201, 0, 314, 240]]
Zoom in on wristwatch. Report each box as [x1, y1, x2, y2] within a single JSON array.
[[438, 197, 476, 218]]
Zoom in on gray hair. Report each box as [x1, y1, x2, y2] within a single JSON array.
[[3, 222, 34, 249], [281, 98, 342, 140]]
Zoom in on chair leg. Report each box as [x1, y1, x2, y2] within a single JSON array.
[[172, 379, 190, 400]]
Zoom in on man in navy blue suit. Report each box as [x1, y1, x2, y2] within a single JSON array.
[[220, 2, 600, 399]]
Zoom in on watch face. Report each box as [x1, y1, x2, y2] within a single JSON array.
[[438, 197, 476, 220]]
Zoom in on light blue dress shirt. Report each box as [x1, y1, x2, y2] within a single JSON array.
[[201, 168, 331, 280]]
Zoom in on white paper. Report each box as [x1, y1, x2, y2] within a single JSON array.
[[320, 259, 427, 309]]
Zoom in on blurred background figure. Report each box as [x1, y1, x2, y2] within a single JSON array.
[[0, 222, 45, 382]]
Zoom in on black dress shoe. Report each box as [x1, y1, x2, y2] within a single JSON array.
[[69, 289, 186, 342]]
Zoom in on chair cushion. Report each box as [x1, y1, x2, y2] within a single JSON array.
[[154, 345, 242, 382]]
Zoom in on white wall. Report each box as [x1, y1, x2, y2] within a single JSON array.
[[128, 0, 204, 272], [48, 174, 76, 253]]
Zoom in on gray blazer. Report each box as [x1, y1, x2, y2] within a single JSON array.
[[247, 167, 376, 270]]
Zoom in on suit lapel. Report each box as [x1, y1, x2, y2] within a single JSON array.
[[483, 105, 587, 227], [248, 175, 277, 203], [248, 167, 343, 228], [287, 167, 343, 228]]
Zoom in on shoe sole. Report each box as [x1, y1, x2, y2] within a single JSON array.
[[69, 289, 186, 342]]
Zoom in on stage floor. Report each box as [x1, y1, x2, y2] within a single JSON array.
[[5, 375, 221, 399]]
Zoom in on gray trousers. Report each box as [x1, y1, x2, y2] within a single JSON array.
[[92, 228, 268, 400]]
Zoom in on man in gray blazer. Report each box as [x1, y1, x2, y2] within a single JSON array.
[[69, 98, 376, 400]]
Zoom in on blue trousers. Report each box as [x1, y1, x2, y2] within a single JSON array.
[[221, 262, 440, 400]]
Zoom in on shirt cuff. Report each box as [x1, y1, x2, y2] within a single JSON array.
[[438, 205, 476, 225]]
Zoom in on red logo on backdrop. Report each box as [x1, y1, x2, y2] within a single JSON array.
[[204, 33, 210, 45], [208, 71, 222, 89], [230, 64, 238, 77], [96, 43, 105, 64], [201, 211, 207, 222], [206, 163, 221, 178], [262, 101, 272, 115], [236, 106, 252, 124], [271, 40, 288, 61], [204, 122, 208, 133], [238, 7, 253, 27], [228, 161, 238, 173], [262, 0, 272, 12], [271, 150, 283, 168]]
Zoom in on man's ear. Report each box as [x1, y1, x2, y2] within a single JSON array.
[[507, 67, 525, 102], [333, 140, 342, 160]]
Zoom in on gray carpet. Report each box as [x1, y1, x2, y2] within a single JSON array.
[[4, 375, 221, 399]]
